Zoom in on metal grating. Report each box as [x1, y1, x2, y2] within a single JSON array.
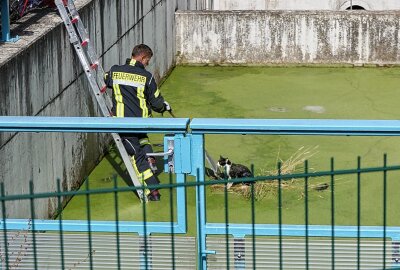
[[0, 232, 196, 269], [207, 236, 396, 269]]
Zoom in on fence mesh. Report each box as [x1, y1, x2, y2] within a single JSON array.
[[1, 156, 400, 269]]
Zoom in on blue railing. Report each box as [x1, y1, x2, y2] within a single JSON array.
[[1, 116, 400, 269], [1, 0, 18, 42], [0, 116, 190, 235], [190, 118, 400, 269]]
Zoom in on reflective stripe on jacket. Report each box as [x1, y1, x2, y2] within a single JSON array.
[[104, 59, 165, 118]]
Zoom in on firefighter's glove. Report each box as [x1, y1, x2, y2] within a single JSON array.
[[164, 101, 172, 112]]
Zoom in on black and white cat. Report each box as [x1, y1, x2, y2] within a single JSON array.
[[217, 156, 253, 188]]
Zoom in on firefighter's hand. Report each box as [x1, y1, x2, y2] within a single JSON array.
[[164, 101, 172, 112]]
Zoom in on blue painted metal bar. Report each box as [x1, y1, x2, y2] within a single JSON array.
[[0, 116, 190, 133], [190, 118, 400, 135], [205, 223, 400, 240], [191, 134, 208, 270], [176, 173, 187, 232], [1, 0, 18, 42], [172, 134, 188, 233], [0, 219, 186, 235], [1, 0, 10, 41]]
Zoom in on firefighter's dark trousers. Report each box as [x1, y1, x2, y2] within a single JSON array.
[[121, 133, 159, 196]]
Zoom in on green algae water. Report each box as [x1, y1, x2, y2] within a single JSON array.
[[62, 66, 400, 233]]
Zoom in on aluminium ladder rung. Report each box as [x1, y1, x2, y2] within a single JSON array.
[[66, 2, 105, 95], [62, 0, 112, 109], [55, 0, 149, 202], [64, 1, 99, 70]]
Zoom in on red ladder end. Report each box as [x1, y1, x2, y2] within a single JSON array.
[[81, 39, 89, 47], [71, 17, 79, 24], [100, 85, 107, 93], [90, 62, 99, 70]]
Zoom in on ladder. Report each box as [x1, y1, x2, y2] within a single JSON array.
[[54, 0, 149, 202]]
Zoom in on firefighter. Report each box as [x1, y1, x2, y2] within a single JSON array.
[[104, 44, 172, 201]]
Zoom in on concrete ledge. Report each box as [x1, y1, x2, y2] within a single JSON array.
[[0, 0, 91, 66]]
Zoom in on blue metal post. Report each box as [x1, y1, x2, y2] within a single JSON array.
[[191, 134, 208, 270], [174, 134, 188, 233], [1, 0, 18, 42], [165, 133, 188, 233]]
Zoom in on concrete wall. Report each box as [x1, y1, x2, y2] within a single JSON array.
[[0, 0, 205, 218], [176, 10, 400, 65], [212, 0, 400, 10]]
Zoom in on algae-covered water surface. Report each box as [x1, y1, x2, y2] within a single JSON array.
[[62, 66, 400, 232]]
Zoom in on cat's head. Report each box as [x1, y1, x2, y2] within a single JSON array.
[[217, 156, 232, 167]]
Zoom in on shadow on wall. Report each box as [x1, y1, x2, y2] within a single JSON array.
[[346, 5, 366, 10]]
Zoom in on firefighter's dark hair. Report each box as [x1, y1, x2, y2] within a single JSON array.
[[132, 44, 153, 58]]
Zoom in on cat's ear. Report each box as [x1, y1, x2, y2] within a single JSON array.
[[227, 159, 232, 165], [219, 155, 224, 160]]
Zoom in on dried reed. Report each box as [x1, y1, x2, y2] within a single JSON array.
[[211, 146, 319, 201]]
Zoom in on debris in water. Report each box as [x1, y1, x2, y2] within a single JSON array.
[[303, 105, 326, 114], [269, 106, 289, 113], [313, 183, 329, 191]]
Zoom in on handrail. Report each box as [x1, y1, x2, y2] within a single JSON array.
[[3, 116, 400, 136], [0, 116, 190, 133], [190, 118, 400, 135]]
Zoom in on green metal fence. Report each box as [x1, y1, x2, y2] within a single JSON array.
[[1, 159, 400, 269]]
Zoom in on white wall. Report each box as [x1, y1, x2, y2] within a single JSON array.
[[176, 10, 400, 65], [212, 0, 400, 10]]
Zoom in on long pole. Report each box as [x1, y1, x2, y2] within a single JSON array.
[[351, 0, 353, 10], [1, 0, 19, 42], [1, 0, 10, 41]]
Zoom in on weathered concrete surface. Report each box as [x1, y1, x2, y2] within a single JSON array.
[[0, 0, 205, 218], [176, 10, 400, 65], [212, 0, 400, 10]]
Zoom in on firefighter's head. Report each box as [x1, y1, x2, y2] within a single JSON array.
[[132, 44, 153, 67]]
